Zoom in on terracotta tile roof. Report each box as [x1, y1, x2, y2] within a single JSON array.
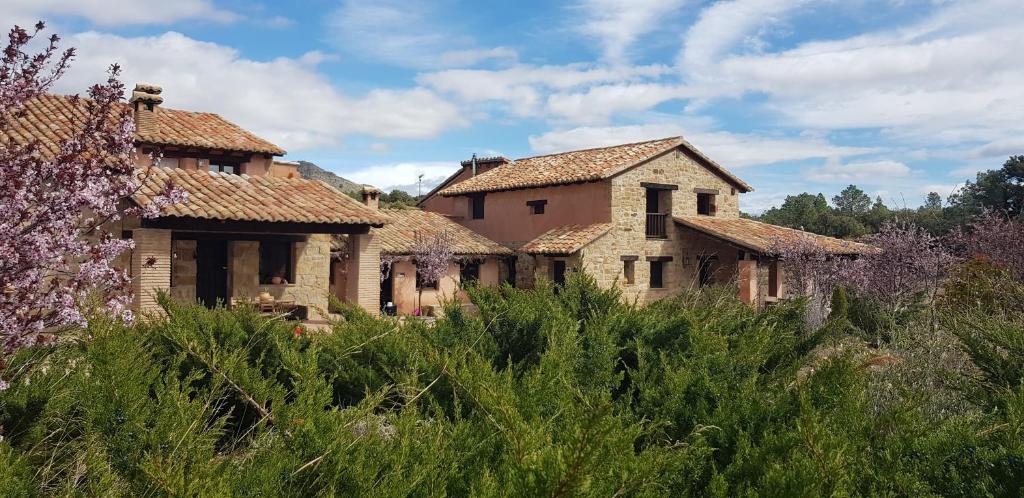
[[674, 216, 876, 255], [2, 94, 284, 157], [374, 208, 512, 256], [438, 136, 752, 196], [133, 167, 388, 225], [520, 223, 613, 255]]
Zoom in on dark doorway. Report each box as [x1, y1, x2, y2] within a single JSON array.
[[698, 255, 717, 287], [380, 266, 394, 313], [196, 239, 228, 308], [553, 260, 567, 286], [645, 188, 660, 213]]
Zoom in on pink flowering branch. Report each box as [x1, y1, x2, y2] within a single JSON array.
[[411, 230, 455, 314], [0, 22, 184, 377]]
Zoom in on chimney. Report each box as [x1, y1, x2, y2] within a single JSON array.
[[129, 83, 163, 136], [361, 185, 381, 210]]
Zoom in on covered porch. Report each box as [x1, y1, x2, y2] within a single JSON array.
[[127, 167, 388, 318]]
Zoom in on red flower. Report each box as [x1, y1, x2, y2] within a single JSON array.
[[293, 326, 303, 337]]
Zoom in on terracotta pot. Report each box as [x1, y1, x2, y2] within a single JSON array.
[[258, 291, 272, 302], [271, 276, 283, 285]]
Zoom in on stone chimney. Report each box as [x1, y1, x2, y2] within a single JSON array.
[[129, 83, 163, 135], [361, 185, 381, 210]]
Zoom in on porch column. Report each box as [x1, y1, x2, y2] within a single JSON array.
[[345, 232, 381, 315], [131, 228, 172, 316], [737, 259, 758, 306], [293, 234, 331, 320]]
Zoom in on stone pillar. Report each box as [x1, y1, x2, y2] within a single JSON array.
[[737, 259, 758, 306], [345, 232, 381, 315], [293, 234, 331, 319], [131, 228, 172, 315]]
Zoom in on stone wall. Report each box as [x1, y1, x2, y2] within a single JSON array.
[[228, 235, 332, 319], [571, 148, 744, 304], [130, 228, 172, 315]]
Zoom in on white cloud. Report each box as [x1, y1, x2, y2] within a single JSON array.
[[806, 159, 912, 183], [418, 63, 670, 117], [679, 0, 808, 77], [54, 31, 464, 151], [546, 83, 689, 125], [0, 0, 236, 26], [529, 124, 873, 167], [971, 138, 1024, 159], [326, 0, 512, 69], [574, 0, 686, 62], [344, 162, 459, 193]]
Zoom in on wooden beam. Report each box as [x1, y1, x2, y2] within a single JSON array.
[[693, 187, 720, 194], [142, 216, 375, 234], [645, 256, 674, 262], [620, 255, 639, 261], [640, 182, 679, 190]]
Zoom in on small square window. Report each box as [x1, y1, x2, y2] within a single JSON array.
[[623, 260, 635, 285], [527, 199, 547, 215], [460, 261, 480, 283]]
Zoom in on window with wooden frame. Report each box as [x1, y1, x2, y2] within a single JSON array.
[[646, 256, 672, 289], [208, 157, 242, 175], [470, 194, 486, 219], [697, 193, 716, 216], [460, 261, 480, 283], [527, 199, 547, 215]]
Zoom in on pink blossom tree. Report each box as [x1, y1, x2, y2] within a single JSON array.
[[847, 220, 954, 322], [411, 230, 455, 315], [948, 211, 1024, 281], [767, 235, 849, 328], [0, 23, 183, 379]]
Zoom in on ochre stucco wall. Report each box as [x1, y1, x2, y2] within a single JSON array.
[[435, 181, 612, 247], [389, 258, 501, 315]]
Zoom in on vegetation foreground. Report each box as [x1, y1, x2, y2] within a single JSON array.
[[2, 270, 1024, 497]]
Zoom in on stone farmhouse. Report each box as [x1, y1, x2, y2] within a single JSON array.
[[5, 84, 388, 319], [420, 137, 872, 307], [6, 83, 871, 318]]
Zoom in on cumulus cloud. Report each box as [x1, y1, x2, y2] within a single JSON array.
[[529, 124, 873, 168], [0, 0, 236, 26], [345, 162, 459, 193], [574, 0, 687, 62], [326, 0, 514, 69], [53, 31, 464, 151], [806, 159, 913, 183]]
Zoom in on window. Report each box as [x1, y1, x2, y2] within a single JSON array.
[[553, 260, 567, 286], [158, 156, 180, 169], [259, 240, 293, 284], [623, 259, 635, 285], [471, 194, 485, 219], [649, 261, 664, 288], [208, 157, 241, 175], [415, 270, 437, 290], [527, 199, 547, 215], [768, 260, 779, 298], [697, 193, 715, 215], [460, 261, 480, 283]]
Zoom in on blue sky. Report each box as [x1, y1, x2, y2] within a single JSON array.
[[8, 0, 1024, 212]]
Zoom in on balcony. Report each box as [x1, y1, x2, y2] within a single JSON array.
[[646, 212, 667, 239]]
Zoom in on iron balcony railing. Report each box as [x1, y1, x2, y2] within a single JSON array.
[[646, 212, 667, 239]]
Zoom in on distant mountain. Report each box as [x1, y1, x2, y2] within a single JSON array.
[[296, 161, 362, 193]]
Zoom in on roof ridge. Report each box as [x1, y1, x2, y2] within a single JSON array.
[[511, 136, 682, 162]]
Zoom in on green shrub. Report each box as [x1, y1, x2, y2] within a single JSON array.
[[1, 280, 1021, 496]]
